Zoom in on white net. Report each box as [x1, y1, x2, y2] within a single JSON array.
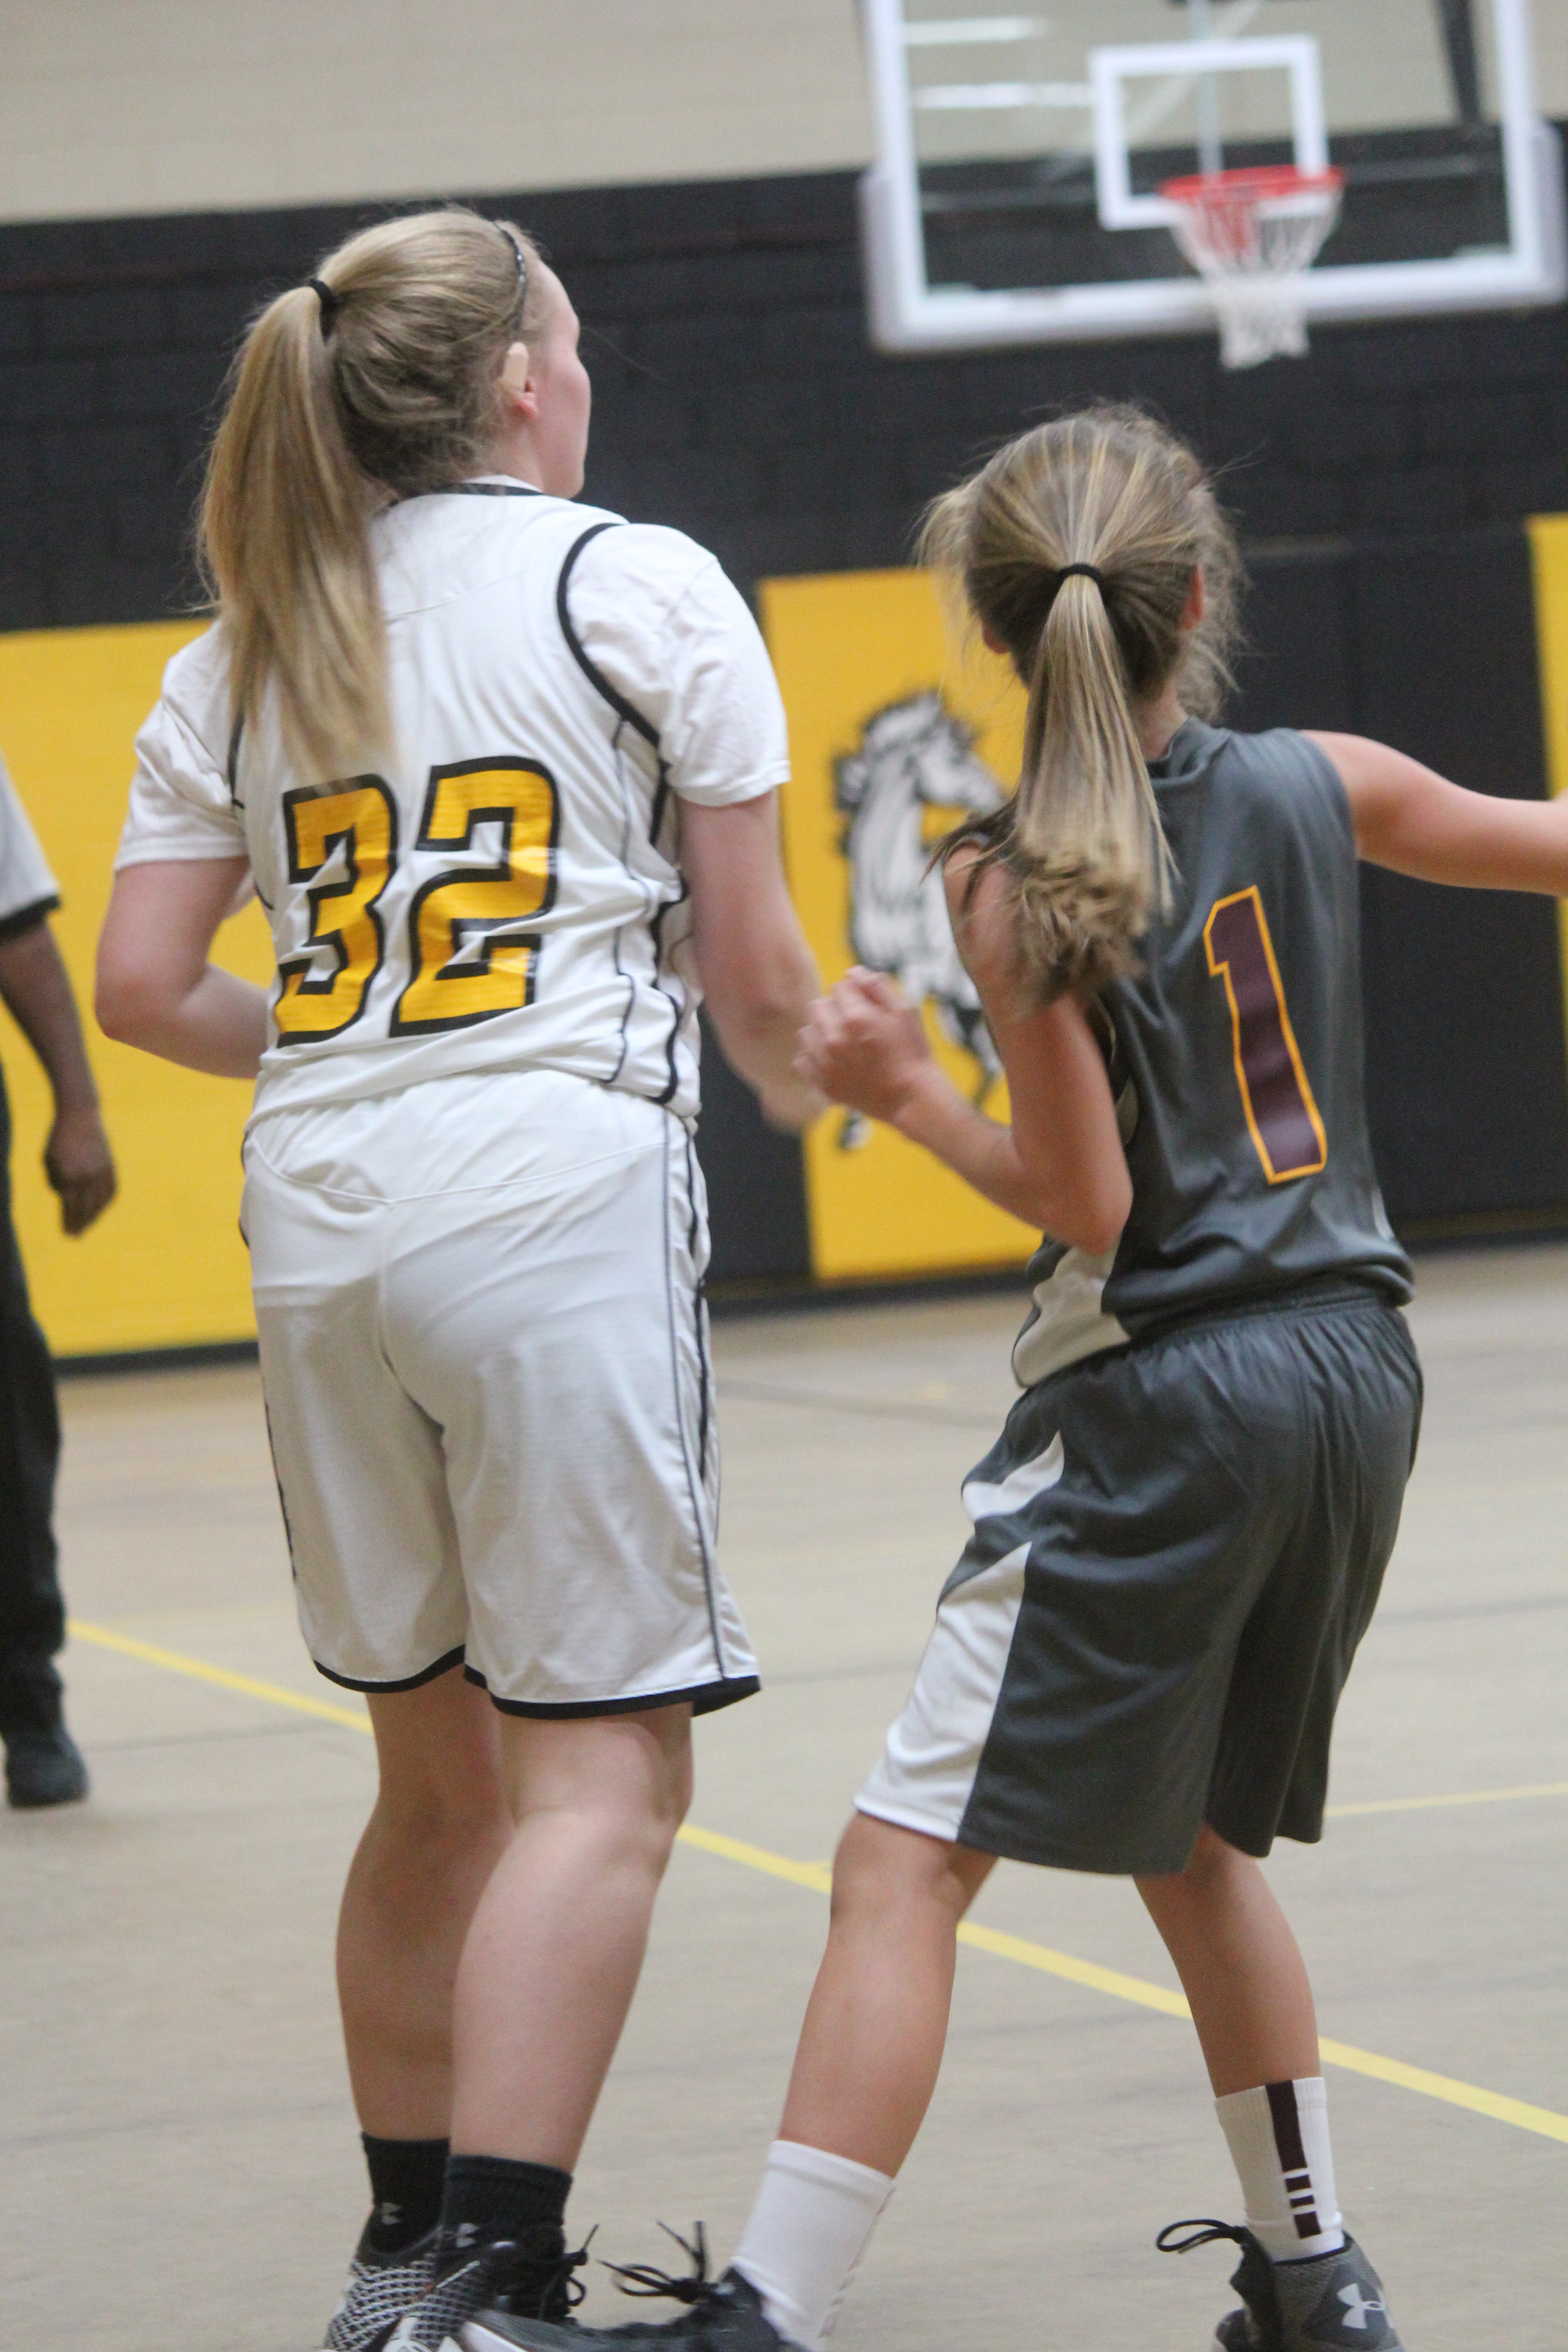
[[1162, 167, 1344, 370]]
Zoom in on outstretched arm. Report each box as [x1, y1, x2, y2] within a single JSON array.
[[1309, 732, 1568, 892], [795, 858, 1131, 1254], [97, 857, 268, 1079]]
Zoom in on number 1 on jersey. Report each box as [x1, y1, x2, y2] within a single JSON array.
[[1204, 887, 1328, 1184]]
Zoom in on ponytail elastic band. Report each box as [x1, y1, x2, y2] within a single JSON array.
[[1057, 563, 1107, 591], [308, 278, 343, 335]]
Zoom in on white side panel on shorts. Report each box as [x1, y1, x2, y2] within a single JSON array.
[[855, 1539, 1030, 1843], [961, 1433, 1064, 1527]]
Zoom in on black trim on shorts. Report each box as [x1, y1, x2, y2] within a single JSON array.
[[314, 1646, 467, 1695], [0, 894, 59, 944], [464, 1664, 760, 1719]]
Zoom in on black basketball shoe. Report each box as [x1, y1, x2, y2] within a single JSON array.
[[4, 1722, 89, 1808], [386, 2227, 591, 2351], [462, 2226, 800, 2352], [1159, 2219, 1406, 2351], [321, 2223, 440, 2352]]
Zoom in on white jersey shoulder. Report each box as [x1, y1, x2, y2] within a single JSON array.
[[117, 485, 789, 1121]]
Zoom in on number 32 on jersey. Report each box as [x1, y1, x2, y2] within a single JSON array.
[[273, 758, 559, 1045]]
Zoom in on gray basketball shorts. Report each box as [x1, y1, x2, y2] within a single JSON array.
[[857, 1279, 1423, 1876]]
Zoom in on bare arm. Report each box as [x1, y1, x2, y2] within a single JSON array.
[[796, 859, 1132, 1254], [96, 858, 268, 1080], [0, 916, 117, 1234], [681, 793, 823, 1131], [1309, 731, 1568, 891]]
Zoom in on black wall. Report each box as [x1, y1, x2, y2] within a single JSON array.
[[3, 165, 1567, 1276]]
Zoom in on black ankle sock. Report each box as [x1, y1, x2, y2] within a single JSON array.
[[439, 2154, 573, 2257], [361, 2134, 450, 2254]]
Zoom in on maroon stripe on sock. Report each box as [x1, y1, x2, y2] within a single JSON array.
[[1265, 2082, 1321, 2239]]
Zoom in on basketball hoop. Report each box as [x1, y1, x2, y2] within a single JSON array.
[[1161, 164, 1344, 371]]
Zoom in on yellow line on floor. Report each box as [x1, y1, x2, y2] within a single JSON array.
[[68, 1620, 371, 1733], [1326, 1781, 1568, 1818], [69, 1619, 1568, 2147]]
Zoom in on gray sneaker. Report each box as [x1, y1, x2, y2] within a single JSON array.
[[321, 2225, 439, 2352], [1159, 2218, 1406, 2351]]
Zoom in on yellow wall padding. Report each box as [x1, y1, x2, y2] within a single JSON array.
[[760, 566, 1038, 1283], [1526, 515, 1568, 1063], [0, 621, 270, 1357]]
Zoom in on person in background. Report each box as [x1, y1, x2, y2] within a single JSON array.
[[0, 747, 117, 1807]]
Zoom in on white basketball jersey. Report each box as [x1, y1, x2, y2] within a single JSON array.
[[118, 485, 789, 1121]]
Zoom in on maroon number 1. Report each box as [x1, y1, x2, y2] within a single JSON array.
[[1203, 887, 1328, 1184]]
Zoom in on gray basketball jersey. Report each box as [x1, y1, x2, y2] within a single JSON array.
[[1013, 721, 1411, 1389]]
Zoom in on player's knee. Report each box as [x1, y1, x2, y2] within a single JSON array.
[[829, 1811, 978, 1924]]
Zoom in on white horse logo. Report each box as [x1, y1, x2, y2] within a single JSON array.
[[833, 691, 1008, 1148]]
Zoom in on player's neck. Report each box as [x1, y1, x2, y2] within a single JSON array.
[[1136, 684, 1188, 764]]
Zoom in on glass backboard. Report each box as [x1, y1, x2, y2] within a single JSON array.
[[860, 0, 1567, 352]]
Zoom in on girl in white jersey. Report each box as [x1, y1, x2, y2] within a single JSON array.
[[96, 207, 820, 2352]]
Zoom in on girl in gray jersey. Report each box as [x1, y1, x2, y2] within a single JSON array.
[[94, 209, 820, 2352], [482, 408, 1568, 2352]]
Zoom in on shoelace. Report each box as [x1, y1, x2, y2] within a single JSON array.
[[1157, 2218, 1251, 2258], [606, 2223, 723, 2311], [538, 2234, 595, 2317]]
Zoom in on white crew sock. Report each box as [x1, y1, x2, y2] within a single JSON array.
[[1215, 2078, 1346, 2263], [731, 2141, 894, 2350]]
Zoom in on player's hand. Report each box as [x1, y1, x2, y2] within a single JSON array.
[[794, 967, 934, 1125], [44, 1103, 118, 1235]]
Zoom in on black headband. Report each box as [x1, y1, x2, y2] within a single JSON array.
[[308, 277, 342, 335], [1057, 563, 1107, 591], [497, 224, 528, 313]]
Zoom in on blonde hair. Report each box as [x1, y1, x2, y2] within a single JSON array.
[[201, 208, 550, 782], [922, 404, 1240, 999]]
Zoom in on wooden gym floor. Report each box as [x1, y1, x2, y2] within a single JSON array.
[[3, 1248, 1564, 2349]]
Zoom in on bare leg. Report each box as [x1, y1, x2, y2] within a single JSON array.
[[779, 1813, 995, 2177], [338, 1667, 512, 2139], [1136, 1823, 1320, 2096], [449, 1702, 693, 2168]]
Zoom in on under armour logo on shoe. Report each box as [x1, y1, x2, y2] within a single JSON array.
[[1339, 2285, 1387, 2331], [453, 2222, 479, 2249], [377, 2201, 403, 2228]]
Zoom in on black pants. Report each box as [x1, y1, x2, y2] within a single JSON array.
[[0, 1066, 64, 1737]]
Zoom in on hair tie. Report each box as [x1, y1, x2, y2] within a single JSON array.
[[308, 278, 343, 335], [1057, 563, 1107, 591], [497, 225, 528, 311]]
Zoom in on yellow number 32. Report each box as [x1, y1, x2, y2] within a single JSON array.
[[272, 760, 559, 1046], [393, 760, 559, 1035]]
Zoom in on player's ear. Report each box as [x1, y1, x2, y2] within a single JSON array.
[[498, 341, 535, 416], [1181, 568, 1206, 631]]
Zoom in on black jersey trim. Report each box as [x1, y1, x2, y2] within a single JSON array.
[[410, 480, 545, 500], [225, 710, 245, 808], [0, 894, 59, 945], [464, 1664, 760, 1719], [559, 518, 685, 1102], [556, 522, 661, 750], [314, 1645, 467, 1695]]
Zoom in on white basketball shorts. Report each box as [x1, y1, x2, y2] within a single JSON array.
[[241, 1068, 758, 1716]]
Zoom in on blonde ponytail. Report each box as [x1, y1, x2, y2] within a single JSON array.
[[200, 209, 547, 784], [921, 405, 1240, 999]]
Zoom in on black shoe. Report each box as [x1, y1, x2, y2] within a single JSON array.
[[5, 1723, 89, 1808], [1159, 2219, 1406, 2351], [464, 2228, 798, 2352], [321, 2221, 441, 2352], [387, 2228, 591, 2351]]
